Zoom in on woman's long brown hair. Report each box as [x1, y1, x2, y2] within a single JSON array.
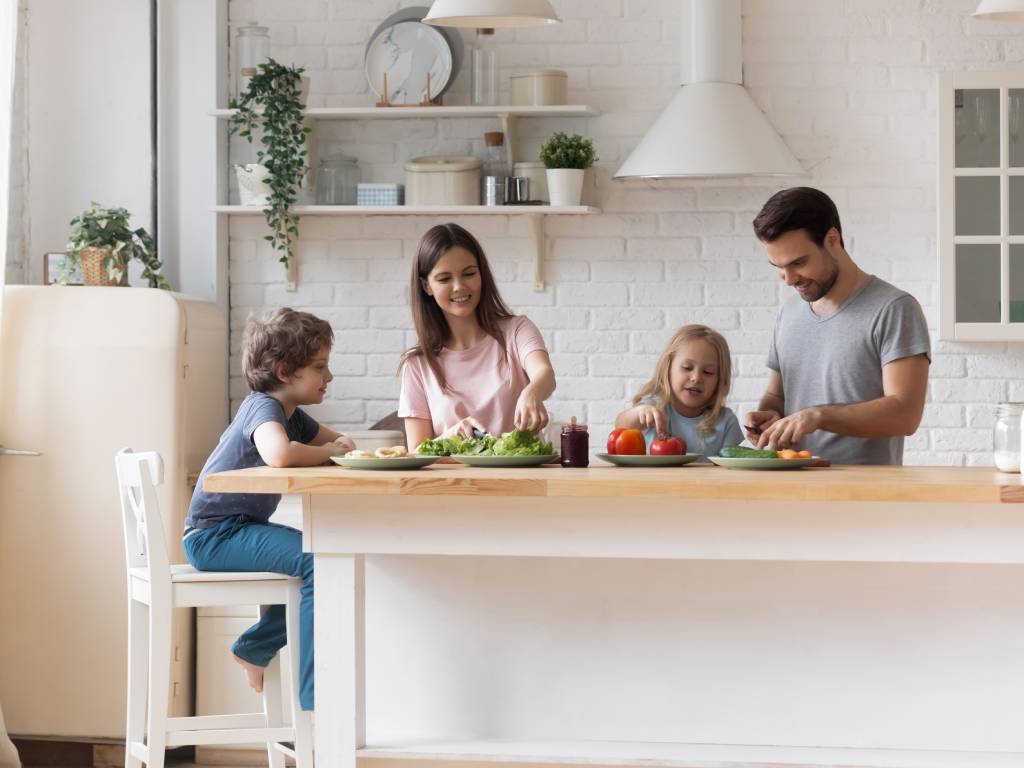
[[400, 223, 514, 393]]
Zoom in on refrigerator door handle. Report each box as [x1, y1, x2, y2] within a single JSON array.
[[0, 445, 42, 456]]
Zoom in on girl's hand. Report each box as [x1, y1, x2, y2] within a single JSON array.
[[636, 405, 667, 436], [442, 417, 487, 440], [515, 386, 550, 432]]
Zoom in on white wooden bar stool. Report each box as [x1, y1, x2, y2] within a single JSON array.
[[115, 448, 313, 768]]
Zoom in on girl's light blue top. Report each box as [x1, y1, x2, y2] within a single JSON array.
[[640, 402, 744, 461]]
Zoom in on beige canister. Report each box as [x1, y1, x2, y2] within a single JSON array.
[[513, 161, 549, 202], [510, 69, 568, 106], [404, 155, 482, 205]]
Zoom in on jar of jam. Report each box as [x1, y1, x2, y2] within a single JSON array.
[[560, 417, 589, 468]]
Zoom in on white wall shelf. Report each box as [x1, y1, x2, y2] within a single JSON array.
[[217, 206, 597, 292], [211, 205, 598, 215], [357, 738, 1024, 768], [211, 105, 599, 120]]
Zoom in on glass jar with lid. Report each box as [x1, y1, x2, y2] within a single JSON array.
[[993, 402, 1023, 473], [315, 153, 361, 205], [560, 417, 589, 468], [236, 21, 270, 98]]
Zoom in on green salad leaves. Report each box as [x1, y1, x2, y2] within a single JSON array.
[[418, 429, 554, 457]]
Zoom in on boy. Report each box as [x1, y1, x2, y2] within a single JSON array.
[[184, 308, 354, 711]]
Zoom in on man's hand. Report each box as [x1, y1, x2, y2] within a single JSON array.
[[745, 409, 781, 443], [756, 407, 822, 450]]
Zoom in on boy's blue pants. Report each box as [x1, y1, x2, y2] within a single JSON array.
[[184, 516, 314, 710]]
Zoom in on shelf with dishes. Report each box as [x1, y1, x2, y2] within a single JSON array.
[[210, 105, 599, 120]]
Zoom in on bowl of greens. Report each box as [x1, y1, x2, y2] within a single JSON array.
[[418, 429, 558, 467]]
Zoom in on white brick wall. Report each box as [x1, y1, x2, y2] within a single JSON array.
[[225, 0, 1024, 467]]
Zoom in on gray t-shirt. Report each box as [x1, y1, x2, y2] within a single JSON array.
[[185, 392, 320, 532], [640, 401, 744, 460], [767, 275, 930, 465]]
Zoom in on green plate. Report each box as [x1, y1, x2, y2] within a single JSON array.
[[709, 456, 818, 470], [330, 455, 440, 470], [451, 454, 558, 467], [596, 453, 703, 467]]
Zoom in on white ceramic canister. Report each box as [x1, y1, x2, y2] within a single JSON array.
[[513, 161, 548, 202], [510, 69, 568, 106], [404, 155, 482, 205]]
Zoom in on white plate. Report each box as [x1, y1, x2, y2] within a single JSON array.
[[709, 456, 820, 470], [365, 8, 458, 104]]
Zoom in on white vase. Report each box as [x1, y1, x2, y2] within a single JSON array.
[[235, 163, 272, 207], [545, 168, 584, 207]]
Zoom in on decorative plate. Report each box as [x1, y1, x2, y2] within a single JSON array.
[[709, 456, 819, 470], [365, 7, 462, 104], [451, 454, 559, 468], [330, 456, 440, 470], [596, 453, 703, 467]]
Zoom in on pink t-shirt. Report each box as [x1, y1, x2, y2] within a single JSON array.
[[398, 315, 548, 437]]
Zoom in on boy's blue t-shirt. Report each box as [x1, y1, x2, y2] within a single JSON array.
[[185, 391, 320, 533], [640, 401, 744, 460]]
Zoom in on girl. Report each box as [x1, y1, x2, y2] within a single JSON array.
[[399, 223, 556, 450], [615, 324, 743, 458]]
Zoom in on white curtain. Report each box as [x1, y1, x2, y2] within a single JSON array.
[[0, 1, 22, 766]]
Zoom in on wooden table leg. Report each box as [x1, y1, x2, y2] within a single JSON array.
[[314, 553, 365, 768]]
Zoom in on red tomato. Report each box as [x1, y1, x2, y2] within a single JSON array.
[[650, 435, 685, 455], [607, 428, 624, 455], [614, 428, 647, 456]]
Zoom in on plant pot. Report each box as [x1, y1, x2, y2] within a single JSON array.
[[546, 168, 585, 207], [79, 246, 122, 286], [235, 163, 272, 207]]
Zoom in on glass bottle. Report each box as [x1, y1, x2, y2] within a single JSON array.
[[994, 402, 1023, 472], [481, 131, 507, 205], [236, 21, 271, 98], [560, 417, 589, 468], [471, 28, 498, 106]]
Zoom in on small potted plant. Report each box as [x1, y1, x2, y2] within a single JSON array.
[[230, 59, 311, 269], [60, 203, 170, 288], [539, 131, 597, 207]]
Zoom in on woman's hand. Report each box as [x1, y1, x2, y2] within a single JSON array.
[[635, 405, 667, 436], [514, 385, 550, 432], [441, 416, 487, 440]]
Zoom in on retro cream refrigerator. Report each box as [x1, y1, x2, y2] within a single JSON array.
[[0, 285, 227, 738]]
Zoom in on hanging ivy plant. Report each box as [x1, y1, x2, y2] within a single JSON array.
[[229, 59, 311, 268]]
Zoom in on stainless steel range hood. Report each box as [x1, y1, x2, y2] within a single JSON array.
[[613, 0, 802, 180]]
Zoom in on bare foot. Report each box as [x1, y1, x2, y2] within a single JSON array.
[[233, 653, 265, 693]]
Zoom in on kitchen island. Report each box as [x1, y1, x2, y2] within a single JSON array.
[[205, 464, 1024, 768]]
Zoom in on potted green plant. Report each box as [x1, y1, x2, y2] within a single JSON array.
[[60, 203, 170, 288], [539, 131, 597, 207], [229, 59, 311, 269]]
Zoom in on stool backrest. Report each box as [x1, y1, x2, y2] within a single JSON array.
[[115, 448, 171, 582]]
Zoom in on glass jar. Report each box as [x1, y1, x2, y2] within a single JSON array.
[[471, 28, 498, 106], [236, 21, 271, 98], [315, 154, 361, 205], [993, 402, 1023, 473], [560, 417, 589, 468]]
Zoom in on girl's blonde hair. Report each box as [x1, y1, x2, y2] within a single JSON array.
[[632, 324, 733, 436]]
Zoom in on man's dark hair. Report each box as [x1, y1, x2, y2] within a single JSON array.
[[752, 186, 845, 248]]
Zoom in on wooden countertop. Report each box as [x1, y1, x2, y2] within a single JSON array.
[[204, 464, 1024, 504]]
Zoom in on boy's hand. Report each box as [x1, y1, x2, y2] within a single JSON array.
[[322, 437, 355, 461]]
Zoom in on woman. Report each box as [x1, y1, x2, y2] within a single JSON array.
[[399, 223, 556, 450]]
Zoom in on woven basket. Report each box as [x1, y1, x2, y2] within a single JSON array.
[[79, 246, 120, 286]]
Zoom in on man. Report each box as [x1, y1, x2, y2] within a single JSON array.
[[746, 187, 930, 465]]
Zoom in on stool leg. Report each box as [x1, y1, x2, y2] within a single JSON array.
[[287, 582, 314, 768], [125, 598, 148, 768], [263, 651, 286, 768], [146, 603, 172, 768]]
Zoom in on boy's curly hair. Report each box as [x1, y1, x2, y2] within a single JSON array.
[[242, 308, 334, 393]]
